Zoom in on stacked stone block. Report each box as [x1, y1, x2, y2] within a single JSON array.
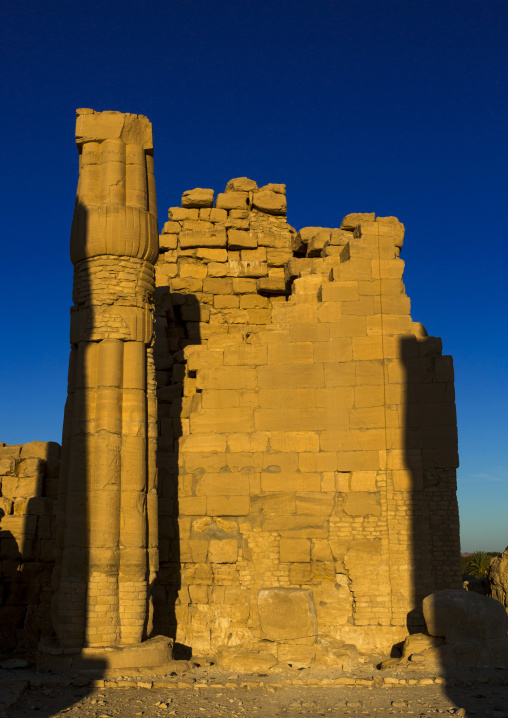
[[153, 179, 461, 657], [0, 441, 60, 651]]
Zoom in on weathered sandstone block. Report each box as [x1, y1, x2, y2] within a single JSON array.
[[423, 589, 508, 642], [258, 588, 318, 642], [252, 190, 287, 216], [225, 177, 259, 192], [216, 192, 249, 211], [488, 547, 508, 612], [181, 188, 214, 208]]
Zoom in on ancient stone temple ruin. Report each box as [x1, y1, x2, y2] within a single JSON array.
[[0, 109, 462, 666]]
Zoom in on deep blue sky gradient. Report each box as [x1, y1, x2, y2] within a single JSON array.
[[1, 0, 507, 551]]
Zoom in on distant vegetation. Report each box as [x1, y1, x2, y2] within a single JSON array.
[[461, 550, 501, 578]]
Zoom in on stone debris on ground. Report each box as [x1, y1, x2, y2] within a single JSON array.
[[2, 663, 508, 718]]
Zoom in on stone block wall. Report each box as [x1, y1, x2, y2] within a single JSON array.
[[0, 441, 60, 652], [152, 177, 461, 656]]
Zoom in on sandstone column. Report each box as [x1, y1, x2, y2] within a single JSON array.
[[53, 109, 159, 648]]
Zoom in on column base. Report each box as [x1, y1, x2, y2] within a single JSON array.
[[36, 635, 173, 672]]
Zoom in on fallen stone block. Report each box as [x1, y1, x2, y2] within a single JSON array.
[[216, 648, 278, 673], [423, 589, 508, 642], [488, 547, 508, 612]]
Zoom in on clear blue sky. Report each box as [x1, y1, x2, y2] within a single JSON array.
[[1, 0, 507, 552]]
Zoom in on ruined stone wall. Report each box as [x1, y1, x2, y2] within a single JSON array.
[[0, 441, 60, 652], [153, 177, 461, 657], [0, 171, 461, 661]]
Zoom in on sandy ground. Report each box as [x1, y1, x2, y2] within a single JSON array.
[[5, 682, 508, 718], [2, 663, 508, 718]]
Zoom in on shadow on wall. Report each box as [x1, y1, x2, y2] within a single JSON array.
[[0, 511, 105, 717], [402, 332, 461, 633], [400, 334, 497, 713], [0, 507, 23, 652], [152, 289, 201, 659], [0, 458, 59, 657]]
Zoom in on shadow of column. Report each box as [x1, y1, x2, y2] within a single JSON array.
[[400, 335, 478, 711], [35, 201, 108, 703], [152, 289, 201, 659], [51, 199, 91, 652]]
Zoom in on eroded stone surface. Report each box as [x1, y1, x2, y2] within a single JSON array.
[[258, 588, 318, 642]]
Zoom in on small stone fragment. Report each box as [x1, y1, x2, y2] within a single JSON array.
[[226, 177, 258, 192], [340, 212, 375, 229], [182, 188, 214, 208], [252, 189, 287, 215], [259, 183, 286, 194]]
